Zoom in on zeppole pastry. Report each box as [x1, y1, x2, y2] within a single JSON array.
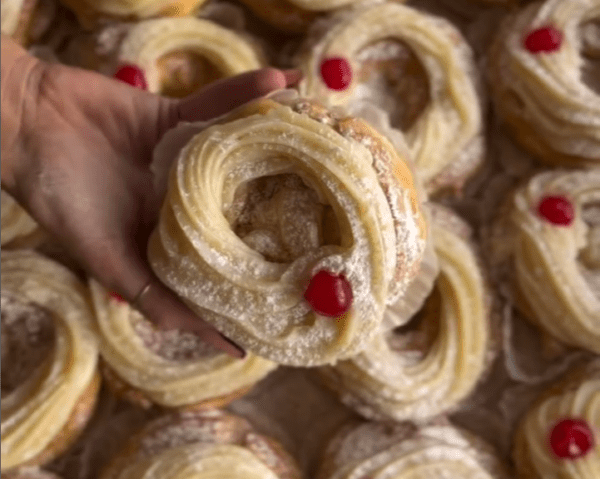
[[57, 0, 209, 28], [1, 191, 42, 248], [513, 360, 600, 479], [319, 204, 494, 422], [111, 16, 265, 97], [148, 91, 427, 366], [489, 169, 600, 354], [1, 250, 101, 473], [2, 470, 63, 479], [100, 410, 303, 479], [235, 0, 362, 34], [297, 2, 485, 194], [317, 420, 511, 479], [89, 279, 277, 410], [488, 0, 600, 165]]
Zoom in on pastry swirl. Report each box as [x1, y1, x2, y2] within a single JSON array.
[[1, 250, 100, 473], [320, 204, 493, 422], [148, 93, 426, 366], [57, 0, 209, 26], [89, 279, 277, 409], [100, 410, 302, 479], [317, 421, 510, 479], [488, 0, 600, 165], [1, 191, 41, 248], [115, 16, 264, 96], [298, 2, 485, 193], [513, 361, 600, 479], [492, 169, 600, 354]]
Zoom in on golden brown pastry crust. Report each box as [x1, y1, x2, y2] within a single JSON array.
[[488, 0, 600, 166], [100, 410, 303, 479], [148, 93, 426, 366], [513, 361, 600, 479]]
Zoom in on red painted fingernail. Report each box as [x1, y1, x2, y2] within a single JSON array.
[[219, 333, 246, 359]]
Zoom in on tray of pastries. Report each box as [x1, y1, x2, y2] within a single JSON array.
[[1, 0, 599, 478]]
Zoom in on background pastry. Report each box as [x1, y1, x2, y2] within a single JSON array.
[[1, 0, 55, 45], [234, 0, 365, 34], [317, 420, 511, 479], [110, 16, 266, 97], [89, 279, 277, 410], [319, 203, 494, 422], [100, 409, 303, 479], [2, 470, 63, 479], [148, 92, 426, 366], [488, 0, 600, 165], [489, 168, 600, 354], [1, 191, 42, 248], [1, 250, 101, 473], [56, 0, 209, 28], [297, 2, 485, 194], [513, 360, 600, 479]]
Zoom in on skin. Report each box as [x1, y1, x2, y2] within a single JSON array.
[[1, 34, 302, 358]]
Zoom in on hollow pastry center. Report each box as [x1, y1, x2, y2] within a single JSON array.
[[225, 173, 341, 263], [156, 50, 224, 98], [130, 312, 221, 360], [581, 21, 600, 95], [354, 38, 430, 131], [1, 293, 55, 396], [386, 285, 441, 363], [578, 201, 600, 299]]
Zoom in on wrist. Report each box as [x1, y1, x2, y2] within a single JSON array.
[[1, 34, 45, 193]]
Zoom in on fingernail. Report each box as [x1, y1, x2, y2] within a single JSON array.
[[282, 68, 303, 85], [219, 333, 246, 359]]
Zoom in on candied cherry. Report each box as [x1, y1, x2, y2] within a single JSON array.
[[537, 195, 575, 226], [549, 418, 594, 459], [114, 65, 148, 90], [320, 57, 353, 91], [524, 26, 563, 53], [304, 270, 353, 318]]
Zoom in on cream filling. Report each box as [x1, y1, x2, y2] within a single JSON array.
[[108, 444, 280, 479], [326, 424, 503, 479], [0, 0, 27, 36], [512, 169, 600, 354], [327, 209, 489, 421], [495, 0, 600, 159], [1, 250, 98, 472], [90, 281, 277, 408], [521, 377, 600, 479], [300, 3, 483, 189], [1, 294, 55, 397], [0, 191, 39, 247], [148, 100, 417, 366], [117, 17, 263, 95]]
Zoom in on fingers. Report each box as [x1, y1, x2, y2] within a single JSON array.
[[133, 276, 246, 359], [172, 67, 302, 124], [107, 246, 246, 359]]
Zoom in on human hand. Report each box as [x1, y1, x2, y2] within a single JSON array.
[[3, 46, 301, 358]]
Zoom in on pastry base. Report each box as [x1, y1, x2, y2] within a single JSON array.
[[100, 361, 256, 411]]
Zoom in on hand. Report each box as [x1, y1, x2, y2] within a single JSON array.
[[4, 45, 301, 358]]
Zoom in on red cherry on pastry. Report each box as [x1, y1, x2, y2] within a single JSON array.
[[537, 195, 575, 226], [114, 65, 148, 90], [320, 57, 352, 91], [304, 270, 353, 318], [524, 26, 563, 53], [549, 419, 594, 459], [109, 292, 126, 303]]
